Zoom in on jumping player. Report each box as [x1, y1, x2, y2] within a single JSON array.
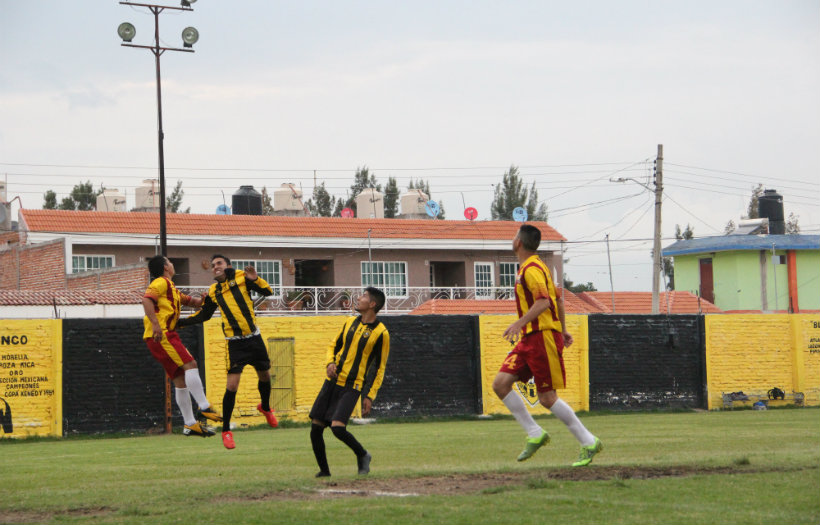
[[309, 287, 390, 477], [142, 255, 222, 438], [178, 254, 278, 450], [492, 224, 602, 467]]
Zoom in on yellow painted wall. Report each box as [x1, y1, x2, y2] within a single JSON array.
[[0, 319, 62, 438], [202, 316, 349, 425], [704, 314, 820, 409], [478, 315, 589, 415]]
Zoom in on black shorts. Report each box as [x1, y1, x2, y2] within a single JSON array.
[[309, 380, 361, 426], [226, 334, 270, 374]]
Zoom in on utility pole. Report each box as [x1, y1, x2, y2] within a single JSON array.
[[652, 144, 664, 314], [606, 233, 615, 313]]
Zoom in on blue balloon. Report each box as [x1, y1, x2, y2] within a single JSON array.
[[512, 207, 527, 222]]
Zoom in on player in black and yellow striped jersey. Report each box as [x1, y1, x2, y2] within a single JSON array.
[[178, 254, 278, 450], [309, 287, 390, 477]]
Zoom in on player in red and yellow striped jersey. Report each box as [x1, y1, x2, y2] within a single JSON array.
[[492, 225, 602, 467], [142, 255, 221, 438]]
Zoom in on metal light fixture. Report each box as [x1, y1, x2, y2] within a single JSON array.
[[117, 22, 136, 42], [181, 0, 197, 6], [181, 27, 199, 48]]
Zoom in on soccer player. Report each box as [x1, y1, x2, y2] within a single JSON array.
[[142, 255, 221, 438], [492, 224, 602, 467], [309, 287, 390, 477], [178, 254, 278, 450]]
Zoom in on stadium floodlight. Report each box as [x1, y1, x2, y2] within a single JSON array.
[[117, 22, 136, 43], [181, 0, 197, 6], [181, 27, 199, 48]]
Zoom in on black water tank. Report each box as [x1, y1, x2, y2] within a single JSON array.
[[758, 189, 785, 234], [232, 185, 263, 215]]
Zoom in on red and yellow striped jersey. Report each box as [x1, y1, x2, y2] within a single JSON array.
[[143, 277, 195, 339], [515, 254, 562, 336]]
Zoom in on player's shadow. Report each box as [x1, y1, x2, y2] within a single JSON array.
[[0, 397, 13, 434]]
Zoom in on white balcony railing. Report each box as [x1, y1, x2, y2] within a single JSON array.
[[177, 286, 516, 316]]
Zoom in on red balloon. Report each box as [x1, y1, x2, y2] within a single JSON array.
[[464, 207, 478, 220]]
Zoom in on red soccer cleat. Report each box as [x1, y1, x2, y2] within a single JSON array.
[[257, 404, 279, 428], [221, 431, 235, 449]]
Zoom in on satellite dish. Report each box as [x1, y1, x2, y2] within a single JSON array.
[[512, 207, 528, 222], [216, 204, 231, 215], [464, 207, 478, 220], [425, 200, 440, 218], [341, 207, 354, 218]]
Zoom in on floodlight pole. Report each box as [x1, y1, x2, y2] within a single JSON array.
[[119, 2, 194, 257], [119, 2, 195, 435]]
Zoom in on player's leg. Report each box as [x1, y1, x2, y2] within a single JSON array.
[[247, 336, 278, 427], [308, 382, 335, 477], [328, 388, 370, 475], [494, 346, 548, 443]]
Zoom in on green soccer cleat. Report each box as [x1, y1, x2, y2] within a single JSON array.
[[516, 430, 551, 462], [572, 437, 603, 467]]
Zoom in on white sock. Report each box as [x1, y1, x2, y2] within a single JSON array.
[[174, 387, 197, 426], [502, 391, 543, 438], [184, 369, 210, 410], [549, 398, 595, 446]]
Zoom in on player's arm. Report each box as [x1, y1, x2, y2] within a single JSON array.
[[177, 294, 217, 327], [502, 298, 550, 343], [180, 293, 203, 309], [141, 295, 163, 342], [325, 322, 347, 379], [244, 266, 274, 297], [556, 289, 573, 347], [360, 331, 390, 416]]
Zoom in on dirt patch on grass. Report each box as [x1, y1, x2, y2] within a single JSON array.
[[311, 464, 812, 499], [0, 506, 114, 524]]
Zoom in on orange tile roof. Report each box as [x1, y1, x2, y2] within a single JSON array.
[[409, 289, 603, 315], [19, 209, 566, 241], [0, 290, 143, 306], [577, 291, 722, 314]]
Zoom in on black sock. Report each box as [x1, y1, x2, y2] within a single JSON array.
[[258, 380, 272, 412], [311, 423, 330, 474], [222, 389, 237, 432], [331, 425, 366, 458]]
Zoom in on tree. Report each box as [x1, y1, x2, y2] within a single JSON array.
[[260, 186, 274, 215], [490, 165, 547, 221], [383, 177, 399, 218], [43, 190, 57, 209], [166, 180, 190, 213], [408, 178, 446, 219], [53, 181, 102, 211], [305, 182, 336, 217], [746, 183, 764, 219], [662, 223, 694, 290], [563, 276, 597, 293], [724, 219, 736, 235], [786, 212, 800, 234]]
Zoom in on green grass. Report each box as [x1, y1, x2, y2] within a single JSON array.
[[1, 409, 818, 524]]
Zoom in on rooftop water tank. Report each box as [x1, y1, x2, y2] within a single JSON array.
[[232, 185, 263, 215], [758, 189, 784, 234], [355, 188, 384, 218], [134, 179, 159, 210], [273, 183, 306, 216], [96, 188, 127, 212], [398, 189, 429, 219]]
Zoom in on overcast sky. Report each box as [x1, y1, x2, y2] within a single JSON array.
[[1, 1, 818, 292]]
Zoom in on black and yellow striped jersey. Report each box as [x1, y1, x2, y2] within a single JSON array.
[[179, 268, 272, 338], [326, 315, 390, 401]]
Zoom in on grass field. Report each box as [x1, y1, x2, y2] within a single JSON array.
[[1, 408, 818, 525]]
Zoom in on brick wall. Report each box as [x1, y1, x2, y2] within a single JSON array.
[[587, 314, 706, 410], [66, 264, 148, 291], [0, 239, 66, 291], [61, 319, 203, 434]]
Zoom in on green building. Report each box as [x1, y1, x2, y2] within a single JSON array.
[[662, 234, 820, 312]]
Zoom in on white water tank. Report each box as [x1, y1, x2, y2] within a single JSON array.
[[356, 188, 384, 218], [0, 181, 6, 202], [399, 189, 428, 217], [96, 188, 127, 212], [273, 183, 304, 213], [134, 180, 159, 210]]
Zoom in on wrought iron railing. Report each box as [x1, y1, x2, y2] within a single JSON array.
[[177, 285, 516, 315]]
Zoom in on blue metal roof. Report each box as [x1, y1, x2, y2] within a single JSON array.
[[662, 234, 820, 256]]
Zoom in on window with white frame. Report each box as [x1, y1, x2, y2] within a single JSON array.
[[498, 262, 519, 299], [232, 259, 282, 296], [361, 261, 407, 297], [71, 255, 114, 274], [474, 262, 494, 299]]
